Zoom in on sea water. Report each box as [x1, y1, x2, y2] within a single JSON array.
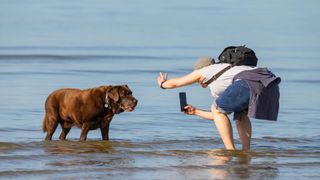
[[0, 0, 319, 179]]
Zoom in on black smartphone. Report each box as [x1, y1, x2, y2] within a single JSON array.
[[179, 92, 187, 112]]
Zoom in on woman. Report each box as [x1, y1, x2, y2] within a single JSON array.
[[157, 57, 255, 150]]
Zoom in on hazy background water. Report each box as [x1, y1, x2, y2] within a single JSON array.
[[0, 0, 320, 179]]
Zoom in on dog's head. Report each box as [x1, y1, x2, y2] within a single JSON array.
[[105, 85, 138, 114]]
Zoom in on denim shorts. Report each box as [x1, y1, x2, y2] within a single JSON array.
[[215, 80, 250, 115]]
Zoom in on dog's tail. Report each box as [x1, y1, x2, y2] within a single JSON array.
[[42, 116, 47, 132]]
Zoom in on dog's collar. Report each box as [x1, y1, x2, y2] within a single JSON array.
[[105, 93, 111, 109], [104, 103, 111, 109]]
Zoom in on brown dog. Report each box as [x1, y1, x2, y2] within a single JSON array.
[[42, 85, 137, 141]]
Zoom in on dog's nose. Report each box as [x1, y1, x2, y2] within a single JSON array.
[[133, 99, 138, 104]]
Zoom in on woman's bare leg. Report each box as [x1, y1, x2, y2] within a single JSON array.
[[236, 115, 252, 150], [212, 107, 235, 150]]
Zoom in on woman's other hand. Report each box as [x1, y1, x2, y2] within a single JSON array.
[[157, 72, 167, 87]]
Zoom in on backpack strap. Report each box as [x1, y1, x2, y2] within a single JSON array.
[[203, 65, 232, 85]]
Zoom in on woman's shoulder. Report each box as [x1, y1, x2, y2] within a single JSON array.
[[234, 65, 256, 70], [227, 65, 255, 75], [198, 63, 232, 74], [205, 63, 230, 70]]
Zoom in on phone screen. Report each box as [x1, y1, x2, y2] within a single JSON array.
[[179, 92, 187, 112]]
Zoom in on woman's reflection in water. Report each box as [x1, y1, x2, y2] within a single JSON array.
[[206, 150, 278, 179]]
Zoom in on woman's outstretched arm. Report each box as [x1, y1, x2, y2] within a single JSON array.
[[157, 70, 204, 89]]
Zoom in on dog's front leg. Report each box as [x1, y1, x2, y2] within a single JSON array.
[[80, 124, 90, 141], [100, 126, 109, 140], [101, 116, 113, 140]]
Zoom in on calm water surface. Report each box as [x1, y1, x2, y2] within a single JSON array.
[[0, 0, 320, 179]]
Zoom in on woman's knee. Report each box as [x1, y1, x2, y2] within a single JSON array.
[[236, 116, 251, 129], [212, 106, 226, 116]]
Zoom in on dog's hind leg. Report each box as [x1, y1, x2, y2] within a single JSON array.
[[59, 128, 71, 140], [43, 96, 61, 140], [59, 123, 72, 140], [44, 116, 59, 140]]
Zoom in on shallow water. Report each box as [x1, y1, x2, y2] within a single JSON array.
[[1, 139, 319, 179], [1, 0, 320, 179]]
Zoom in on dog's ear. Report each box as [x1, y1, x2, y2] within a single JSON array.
[[122, 85, 132, 94], [108, 87, 119, 102]]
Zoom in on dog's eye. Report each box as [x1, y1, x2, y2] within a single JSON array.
[[121, 91, 130, 96], [124, 91, 132, 96]]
